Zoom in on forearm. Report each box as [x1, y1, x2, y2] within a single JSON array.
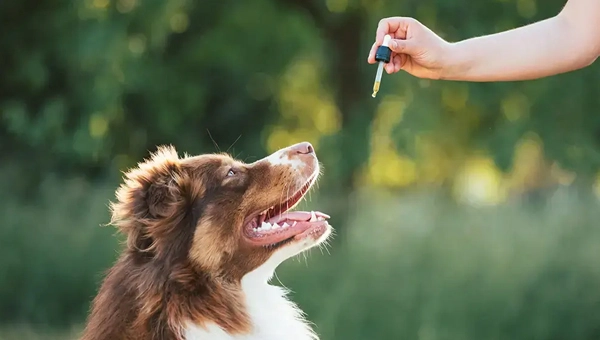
[[442, 15, 598, 82]]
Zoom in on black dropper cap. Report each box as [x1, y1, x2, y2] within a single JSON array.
[[375, 43, 392, 63]]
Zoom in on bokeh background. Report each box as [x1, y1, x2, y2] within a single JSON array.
[[2, 0, 600, 339]]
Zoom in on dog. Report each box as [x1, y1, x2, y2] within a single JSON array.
[[80, 142, 332, 340]]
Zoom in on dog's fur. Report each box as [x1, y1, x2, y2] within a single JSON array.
[[81, 142, 331, 340]]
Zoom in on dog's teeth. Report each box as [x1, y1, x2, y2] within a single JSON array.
[[253, 228, 258, 232], [261, 222, 272, 230], [292, 221, 297, 227], [317, 217, 325, 221], [310, 211, 317, 222], [272, 223, 280, 229], [282, 222, 290, 228]]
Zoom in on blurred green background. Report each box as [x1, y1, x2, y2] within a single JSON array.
[[1, 0, 600, 339]]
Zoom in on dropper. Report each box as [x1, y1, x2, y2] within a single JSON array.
[[372, 34, 392, 98]]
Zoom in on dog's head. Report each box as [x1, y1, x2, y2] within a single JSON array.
[[111, 142, 331, 281]]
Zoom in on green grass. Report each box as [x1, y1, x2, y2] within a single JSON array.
[[1, 171, 599, 339], [278, 188, 600, 340], [0, 325, 81, 340]]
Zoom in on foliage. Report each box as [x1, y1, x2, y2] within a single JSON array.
[[286, 188, 600, 340], [1, 0, 600, 338]]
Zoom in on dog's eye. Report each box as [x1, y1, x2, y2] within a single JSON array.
[[226, 169, 236, 177]]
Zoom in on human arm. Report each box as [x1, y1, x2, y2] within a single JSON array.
[[445, 0, 600, 81], [367, 0, 600, 81]]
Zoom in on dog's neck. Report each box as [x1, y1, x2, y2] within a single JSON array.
[[82, 240, 320, 340], [184, 276, 318, 340], [183, 248, 319, 340]]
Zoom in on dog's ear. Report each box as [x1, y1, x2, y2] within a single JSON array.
[[110, 145, 184, 252], [146, 175, 176, 218]]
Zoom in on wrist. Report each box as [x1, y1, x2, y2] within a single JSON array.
[[439, 41, 473, 81]]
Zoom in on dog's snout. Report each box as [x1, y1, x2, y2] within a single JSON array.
[[260, 141, 318, 169], [290, 142, 314, 156]]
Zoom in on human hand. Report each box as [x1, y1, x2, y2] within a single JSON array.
[[367, 17, 453, 80]]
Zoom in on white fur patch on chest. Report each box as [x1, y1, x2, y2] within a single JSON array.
[[184, 284, 316, 340], [184, 262, 318, 340]]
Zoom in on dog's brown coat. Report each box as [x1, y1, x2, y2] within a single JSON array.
[[81, 146, 303, 340]]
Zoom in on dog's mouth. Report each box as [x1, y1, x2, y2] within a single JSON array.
[[244, 174, 330, 247]]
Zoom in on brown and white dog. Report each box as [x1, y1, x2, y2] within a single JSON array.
[[80, 142, 332, 340]]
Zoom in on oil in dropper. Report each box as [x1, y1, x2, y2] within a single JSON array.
[[372, 34, 392, 98], [372, 63, 383, 98]]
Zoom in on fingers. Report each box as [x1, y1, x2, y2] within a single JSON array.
[[385, 55, 403, 74], [375, 16, 414, 45], [398, 54, 409, 72], [371, 38, 415, 73], [389, 39, 416, 54], [370, 17, 418, 63], [385, 61, 394, 74], [369, 38, 415, 64], [370, 39, 410, 74], [367, 42, 378, 64], [370, 17, 419, 72], [375, 17, 397, 45], [393, 55, 402, 73]]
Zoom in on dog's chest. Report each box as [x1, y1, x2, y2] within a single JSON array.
[[184, 281, 317, 340]]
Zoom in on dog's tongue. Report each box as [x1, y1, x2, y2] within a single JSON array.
[[248, 210, 331, 246], [266, 211, 330, 224]]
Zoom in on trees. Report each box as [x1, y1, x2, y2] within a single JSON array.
[[1, 0, 599, 331]]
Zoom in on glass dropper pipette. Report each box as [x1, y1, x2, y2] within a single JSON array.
[[372, 34, 392, 98]]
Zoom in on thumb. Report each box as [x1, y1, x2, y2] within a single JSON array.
[[389, 39, 416, 54]]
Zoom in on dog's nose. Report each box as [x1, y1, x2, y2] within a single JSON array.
[[290, 142, 314, 155]]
